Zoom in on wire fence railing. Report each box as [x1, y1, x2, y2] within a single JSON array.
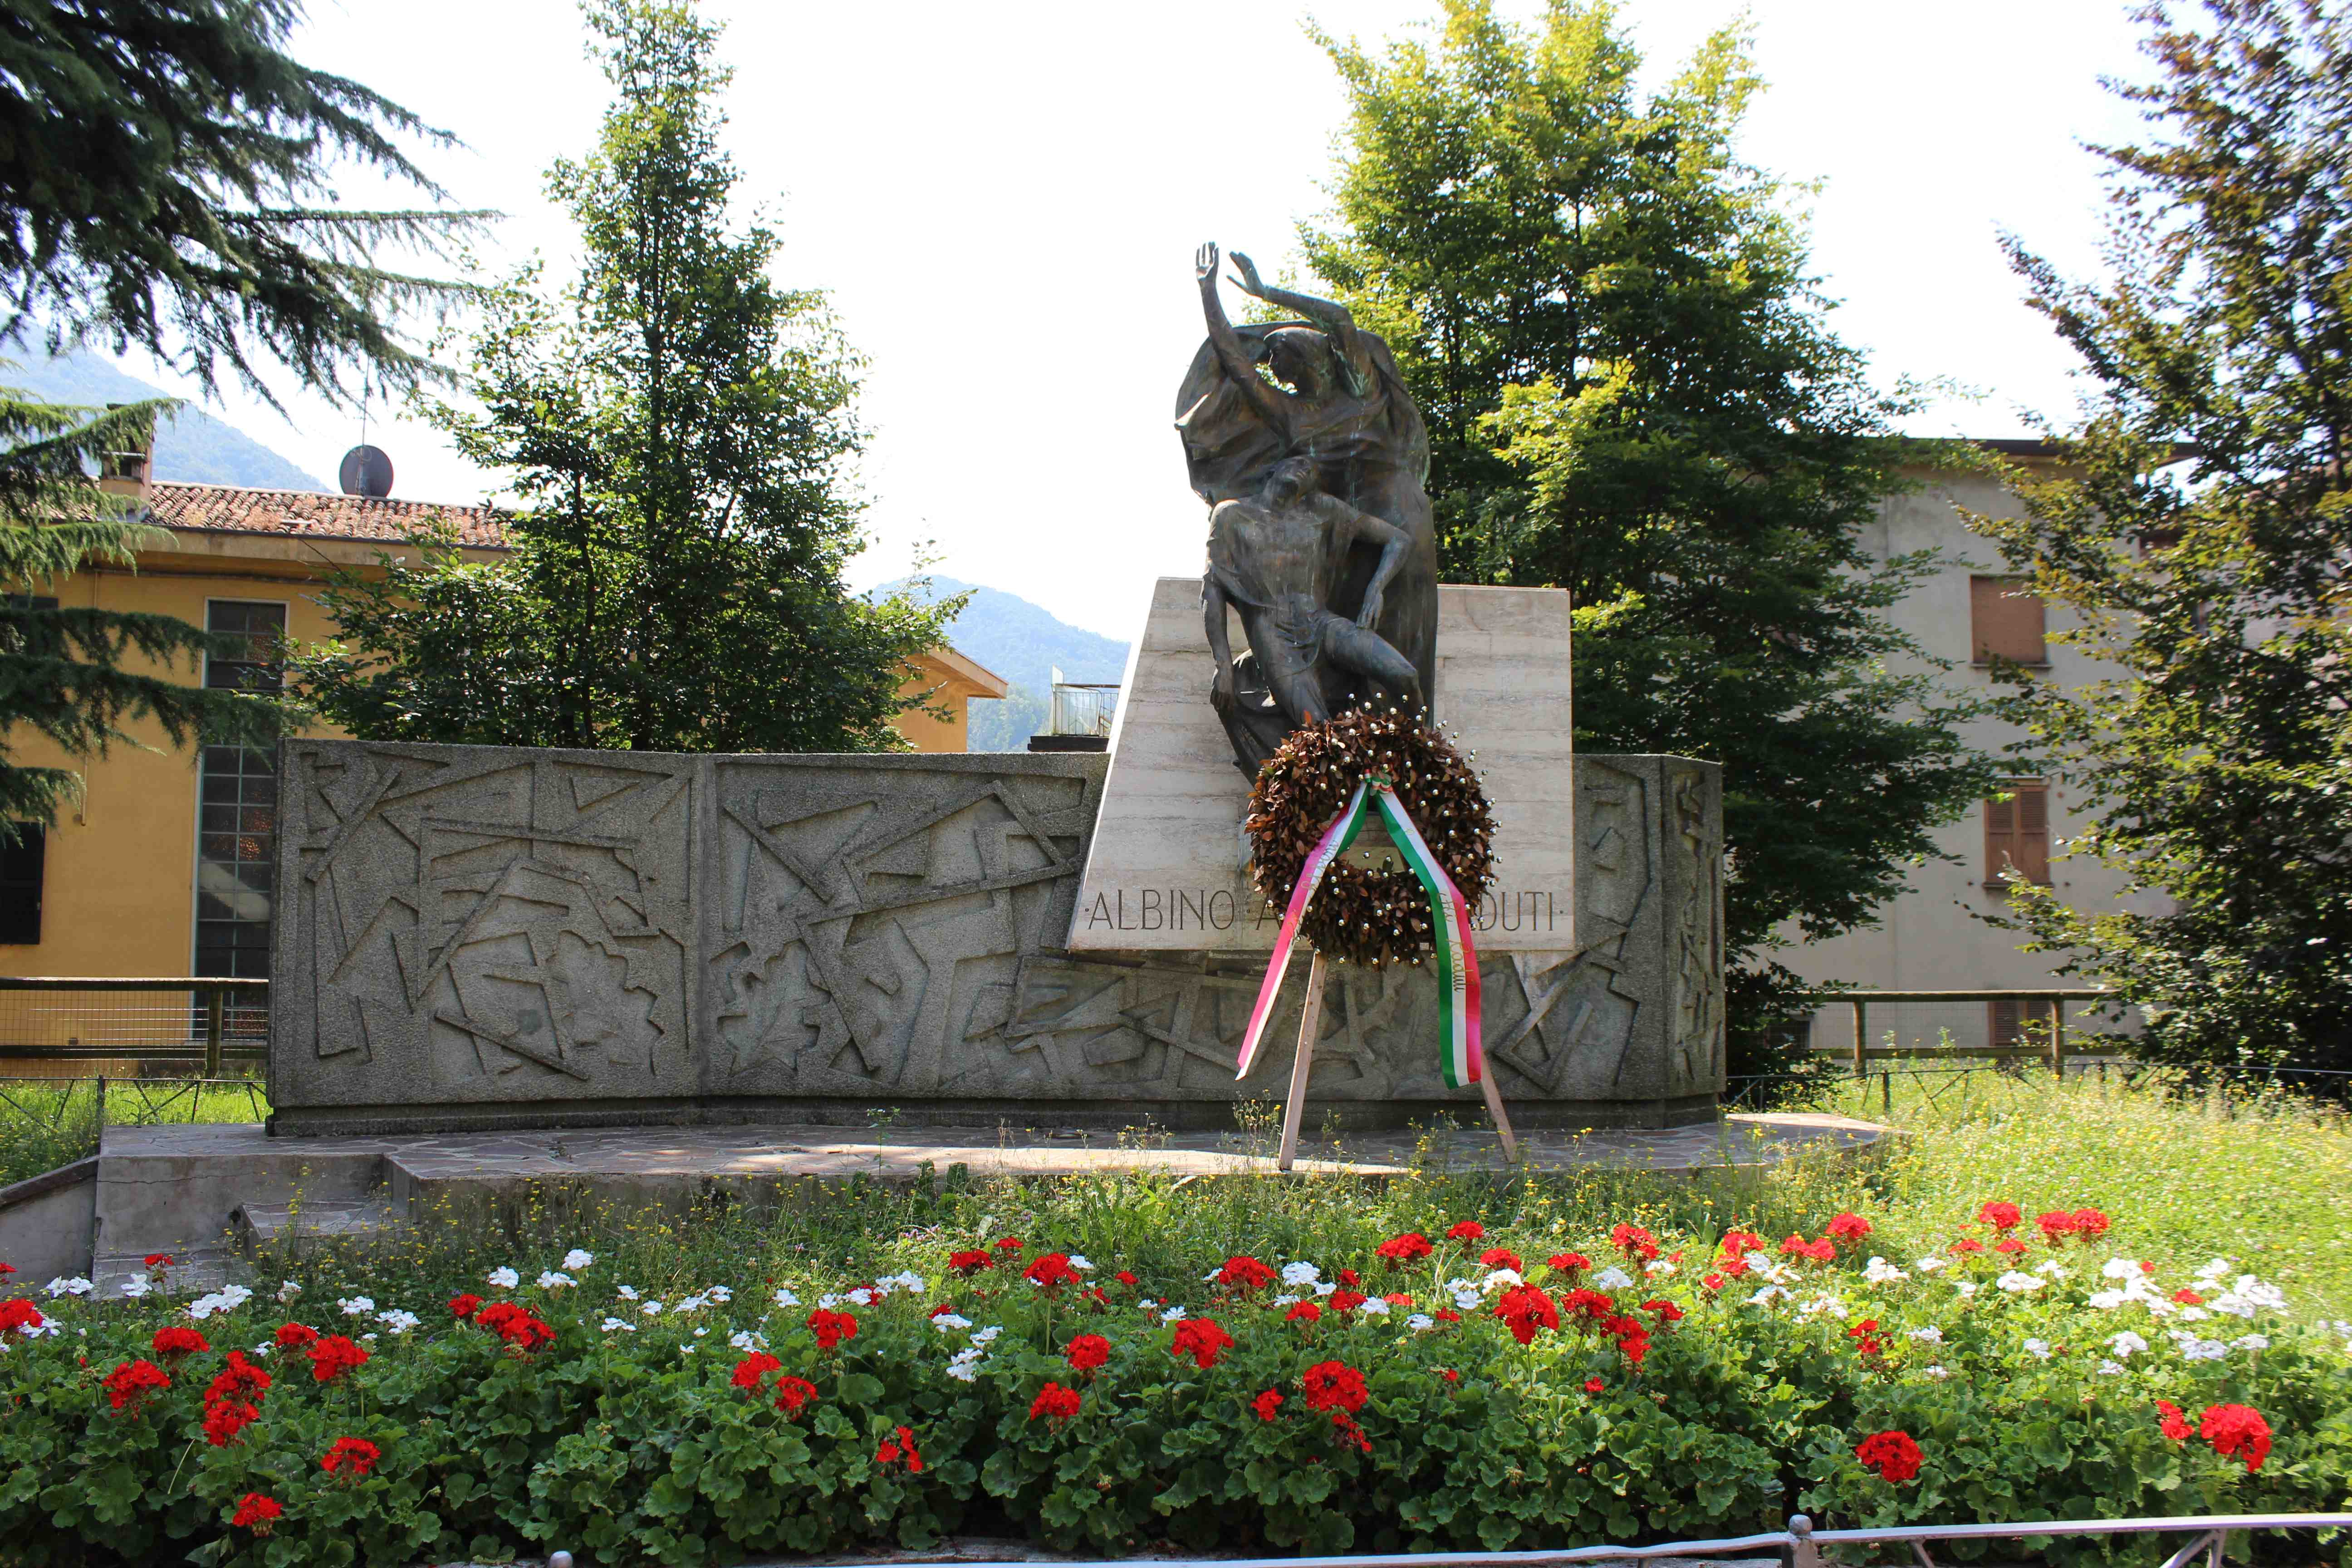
[[0, 1075, 271, 1190], [0, 976, 267, 1078]]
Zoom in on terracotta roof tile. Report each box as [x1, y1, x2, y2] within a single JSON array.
[[141, 481, 510, 549]]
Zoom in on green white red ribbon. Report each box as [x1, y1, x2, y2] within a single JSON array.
[[1235, 775, 1484, 1088]]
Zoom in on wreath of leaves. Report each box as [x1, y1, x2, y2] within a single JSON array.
[[1245, 707, 1495, 967]]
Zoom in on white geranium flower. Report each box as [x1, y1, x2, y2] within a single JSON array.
[[1482, 1269, 1525, 1291], [692, 1326, 707, 1338], [1908, 1326, 1944, 1344], [2193, 1257, 2232, 1282], [2101, 1258, 2142, 1280], [728, 1329, 767, 1352], [2096, 1359, 2127, 1376], [562, 1249, 594, 1271], [1913, 1256, 1948, 1274], [971, 1325, 1004, 1344], [2171, 1330, 2227, 1361], [275, 1279, 303, 1303], [1200, 1269, 1221, 1284], [187, 1285, 253, 1320], [2023, 1338, 2052, 1360], [931, 1313, 974, 1332], [675, 1293, 708, 1313], [640, 1301, 663, 1317], [705, 1284, 735, 1303], [2087, 1289, 2127, 1310], [1995, 1271, 2044, 1294], [1593, 1266, 1636, 1291], [2214, 1277, 2284, 1317], [2108, 1331, 2149, 1359], [817, 1294, 842, 1310], [1863, 1257, 1910, 1284], [2035, 1261, 2069, 1279], [2232, 1333, 2271, 1352], [1160, 1305, 1187, 1323], [617, 1284, 640, 1301], [486, 1266, 520, 1289], [771, 1287, 798, 1308], [1359, 1297, 1392, 1316], [946, 1347, 982, 1382], [1281, 1262, 1321, 1288], [1923, 1364, 1951, 1380], [1451, 1289, 1483, 1312], [1064, 1257, 1093, 1275], [1954, 1281, 1980, 1297], [360, 1332, 377, 1343], [1744, 1250, 1777, 1275], [600, 1317, 635, 1333], [1795, 1294, 1848, 1322], [1313, 1279, 1339, 1297], [338, 1295, 375, 1316], [537, 1271, 574, 1291], [1407, 1313, 1436, 1331], [1748, 1284, 1793, 1308], [2177, 1305, 2210, 1322], [120, 1278, 151, 1299], [1644, 1260, 1676, 1279], [847, 1287, 875, 1307], [1138, 1298, 1158, 1311], [377, 1309, 420, 1335]]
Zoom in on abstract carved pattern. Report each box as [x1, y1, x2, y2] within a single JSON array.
[[273, 743, 1720, 1127]]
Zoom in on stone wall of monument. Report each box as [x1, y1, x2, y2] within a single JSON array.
[[270, 740, 1720, 1135]]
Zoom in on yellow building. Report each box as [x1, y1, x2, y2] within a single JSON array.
[[4, 472, 1004, 985]]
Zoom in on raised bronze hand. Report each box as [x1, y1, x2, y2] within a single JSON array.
[[1195, 241, 1220, 284], [1229, 250, 1267, 297]]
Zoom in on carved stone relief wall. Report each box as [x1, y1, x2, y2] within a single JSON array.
[[272, 742, 1720, 1134]]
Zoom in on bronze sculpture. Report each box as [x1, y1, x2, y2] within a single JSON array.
[[1177, 242, 1439, 775]]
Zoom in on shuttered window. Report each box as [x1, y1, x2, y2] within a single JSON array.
[[1984, 780, 2051, 887], [1971, 576, 2046, 664], [1989, 997, 2024, 1049], [0, 826, 42, 945]]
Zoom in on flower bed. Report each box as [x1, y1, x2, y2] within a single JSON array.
[[0, 1205, 2346, 1566]]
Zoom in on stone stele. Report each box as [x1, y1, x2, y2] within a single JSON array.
[[1071, 578, 1577, 954], [270, 737, 1720, 1135]]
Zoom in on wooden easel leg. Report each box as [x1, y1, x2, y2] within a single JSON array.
[[1477, 1068, 1521, 1163], [1276, 952, 1328, 1173]]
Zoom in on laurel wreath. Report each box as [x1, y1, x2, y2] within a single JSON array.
[[1244, 707, 1496, 967]]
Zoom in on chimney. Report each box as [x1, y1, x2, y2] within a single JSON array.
[[97, 403, 153, 505]]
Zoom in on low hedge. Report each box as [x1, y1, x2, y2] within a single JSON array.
[[0, 1201, 2345, 1566]]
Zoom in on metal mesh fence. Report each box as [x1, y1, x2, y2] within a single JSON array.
[[1801, 995, 2135, 1060], [0, 982, 266, 1078]]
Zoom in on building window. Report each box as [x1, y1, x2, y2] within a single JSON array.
[[0, 826, 43, 944], [1984, 779, 2050, 888], [1970, 575, 2046, 664], [1989, 996, 2025, 1051], [196, 603, 285, 979]]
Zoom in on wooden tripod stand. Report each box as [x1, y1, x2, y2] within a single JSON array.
[[1256, 951, 1521, 1172]]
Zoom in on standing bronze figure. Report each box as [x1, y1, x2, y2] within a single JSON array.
[[1177, 242, 1439, 775]]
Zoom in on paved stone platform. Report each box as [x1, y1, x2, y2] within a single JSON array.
[[34, 1112, 1883, 1293]]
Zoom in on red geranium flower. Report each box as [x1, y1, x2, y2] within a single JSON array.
[[1384, 1292, 1413, 1308], [204, 1399, 260, 1446], [1701, 1272, 1726, 1291], [1547, 1252, 1591, 1275], [1609, 1224, 1660, 1261], [205, 1351, 270, 1405], [306, 1335, 369, 1384], [1376, 1231, 1434, 1264], [1950, 1239, 1986, 1255], [1713, 1230, 1765, 1275], [1642, 1298, 1685, 1324], [1995, 1238, 2028, 1255], [320, 1436, 379, 1478], [473, 1302, 555, 1350], [1116, 1270, 1138, 1286], [1977, 1201, 2022, 1232], [142, 1253, 173, 1268], [1338, 1268, 1360, 1287], [1253, 1388, 1284, 1421], [1847, 1318, 1887, 1357], [948, 1250, 993, 1275], [1301, 1359, 1369, 1413], [2173, 1288, 2206, 1306], [0, 1298, 44, 1335], [806, 1308, 859, 1350], [1169, 1317, 1235, 1369], [447, 1294, 482, 1319], [1480, 1247, 1524, 1273], [1065, 1333, 1110, 1374], [1780, 1235, 1835, 1263], [1286, 1301, 1323, 1323], [1856, 1429, 1923, 1484], [995, 1236, 1024, 1252], [2200, 1404, 2272, 1473], [1215, 1255, 1274, 1293], [1434, 1308, 1461, 1323], [1440, 1367, 1460, 1382], [731, 1351, 783, 1391], [2035, 1210, 2078, 1241], [774, 1375, 818, 1417], [1026, 1253, 1082, 1290], [274, 1322, 319, 1348], [1444, 1221, 1485, 1241], [1495, 1284, 1560, 1346], [1584, 1376, 1606, 1394], [1606, 1313, 1652, 1365], [1029, 1381, 1083, 1425], [0, 1263, 12, 1274], [2156, 1400, 2192, 1442], [152, 1325, 207, 1359], [102, 1357, 169, 1412], [1328, 1289, 1367, 1313], [1826, 1213, 1872, 1244], [875, 1424, 923, 1471], [2072, 1208, 2112, 1239], [230, 1493, 282, 1534]]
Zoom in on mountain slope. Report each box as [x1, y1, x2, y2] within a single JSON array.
[[885, 575, 1132, 751], [2, 350, 326, 492]]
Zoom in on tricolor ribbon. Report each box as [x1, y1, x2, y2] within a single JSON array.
[[1236, 775, 1484, 1088]]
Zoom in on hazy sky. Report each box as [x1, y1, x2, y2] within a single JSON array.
[[92, 0, 2151, 642]]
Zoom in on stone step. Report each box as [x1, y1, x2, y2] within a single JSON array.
[[230, 1198, 403, 1257]]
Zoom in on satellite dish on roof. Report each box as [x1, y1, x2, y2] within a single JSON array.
[[338, 444, 394, 499]]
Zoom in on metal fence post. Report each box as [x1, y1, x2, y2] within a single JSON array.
[[1788, 1513, 1821, 1568], [203, 986, 224, 1079], [1850, 999, 1867, 1077], [2048, 995, 2065, 1077]]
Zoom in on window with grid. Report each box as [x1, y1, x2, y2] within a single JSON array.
[[196, 603, 285, 980], [0, 826, 43, 944], [1984, 779, 2051, 889], [1970, 575, 2047, 664]]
